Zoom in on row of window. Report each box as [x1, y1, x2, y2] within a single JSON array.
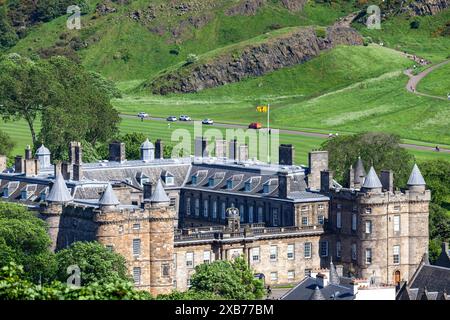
[[364, 245, 401, 265], [252, 242, 329, 262], [335, 213, 401, 233], [132, 264, 171, 285]]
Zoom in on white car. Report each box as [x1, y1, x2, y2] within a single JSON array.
[[179, 115, 191, 121], [167, 116, 178, 122], [202, 118, 214, 125], [138, 112, 149, 118]]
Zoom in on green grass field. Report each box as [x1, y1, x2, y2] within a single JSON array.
[[417, 63, 450, 97], [2, 117, 448, 166]]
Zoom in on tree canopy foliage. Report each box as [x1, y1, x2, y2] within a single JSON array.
[[321, 132, 415, 187], [0, 130, 14, 157], [55, 241, 130, 286]]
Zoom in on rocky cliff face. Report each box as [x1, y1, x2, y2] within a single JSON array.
[[147, 27, 363, 95], [404, 0, 449, 16]]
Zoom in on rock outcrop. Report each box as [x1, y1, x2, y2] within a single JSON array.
[[226, 0, 266, 16], [404, 0, 449, 16], [147, 26, 363, 95], [281, 0, 307, 12]]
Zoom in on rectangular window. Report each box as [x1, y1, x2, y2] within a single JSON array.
[[393, 245, 400, 264], [301, 205, 308, 212], [248, 206, 254, 224], [258, 207, 263, 223], [305, 269, 312, 277], [394, 205, 400, 211], [336, 241, 341, 258], [161, 264, 170, 277], [132, 239, 141, 256], [337, 212, 342, 228], [352, 214, 357, 231], [173, 253, 177, 270], [133, 267, 141, 285], [393, 215, 400, 232], [195, 199, 200, 216], [365, 248, 372, 264], [270, 246, 277, 261], [252, 247, 260, 263], [203, 251, 211, 264], [240, 205, 245, 222], [186, 197, 191, 216], [302, 216, 308, 226], [337, 204, 342, 209], [351, 243, 357, 260], [212, 201, 217, 219], [186, 252, 194, 268], [169, 197, 176, 206], [270, 272, 278, 281], [318, 215, 324, 225], [287, 270, 295, 280], [221, 202, 226, 219], [132, 223, 140, 230], [365, 220, 372, 234], [187, 278, 191, 288], [318, 204, 324, 210], [287, 244, 295, 260], [320, 241, 329, 257], [304, 242, 312, 258], [272, 209, 279, 226], [203, 199, 208, 217], [106, 245, 114, 252], [365, 208, 372, 214]]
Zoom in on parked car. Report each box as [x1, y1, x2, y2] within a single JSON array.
[[248, 122, 262, 129], [202, 118, 214, 125], [138, 112, 149, 118], [167, 116, 178, 122], [179, 115, 191, 121]]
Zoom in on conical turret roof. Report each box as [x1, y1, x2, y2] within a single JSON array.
[[407, 164, 426, 186], [149, 179, 170, 203], [310, 286, 326, 300], [36, 144, 51, 155], [329, 258, 340, 285], [362, 166, 382, 189], [47, 171, 73, 203], [354, 156, 366, 183], [99, 183, 120, 206]]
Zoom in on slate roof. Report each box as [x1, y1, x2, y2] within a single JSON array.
[[148, 179, 170, 203], [98, 183, 120, 206], [407, 164, 426, 186], [409, 264, 450, 294], [362, 166, 382, 189], [435, 243, 450, 268], [281, 277, 354, 300], [46, 172, 73, 203]]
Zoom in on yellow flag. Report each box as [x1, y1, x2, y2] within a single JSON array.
[[256, 106, 268, 113]]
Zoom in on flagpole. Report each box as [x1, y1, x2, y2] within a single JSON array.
[[267, 104, 270, 164]]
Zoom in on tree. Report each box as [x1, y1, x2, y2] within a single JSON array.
[[321, 132, 415, 187], [419, 160, 450, 206], [0, 53, 57, 147], [189, 257, 264, 300], [0, 130, 14, 157], [118, 132, 148, 160], [0, 202, 57, 284], [37, 56, 120, 160], [55, 241, 130, 286], [0, 6, 18, 51], [156, 290, 222, 300], [428, 203, 450, 263], [89, 72, 122, 99]]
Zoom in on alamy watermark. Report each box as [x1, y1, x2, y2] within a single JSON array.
[[66, 264, 81, 288], [67, 5, 81, 30], [366, 5, 381, 30]]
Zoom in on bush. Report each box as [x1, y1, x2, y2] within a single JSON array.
[[410, 20, 420, 29], [315, 28, 327, 39], [185, 53, 199, 65]]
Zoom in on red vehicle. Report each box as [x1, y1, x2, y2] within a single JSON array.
[[248, 122, 262, 129]]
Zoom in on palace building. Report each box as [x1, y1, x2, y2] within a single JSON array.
[[0, 138, 430, 296]]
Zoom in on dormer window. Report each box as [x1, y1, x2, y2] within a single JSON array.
[[140, 178, 150, 186], [208, 177, 215, 187], [245, 181, 251, 192], [263, 184, 269, 194], [227, 180, 233, 190], [165, 176, 174, 186], [2, 187, 8, 198], [191, 175, 197, 185], [162, 171, 175, 186], [40, 191, 46, 202], [21, 190, 27, 200]]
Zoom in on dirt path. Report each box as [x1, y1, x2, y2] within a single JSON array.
[[404, 60, 450, 101]]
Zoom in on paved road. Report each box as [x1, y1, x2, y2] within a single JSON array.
[[121, 114, 450, 153], [405, 59, 450, 101]]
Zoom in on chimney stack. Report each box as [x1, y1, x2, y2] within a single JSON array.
[[14, 156, 24, 174], [308, 151, 329, 190], [155, 139, 163, 159], [238, 144, 249, 162], [72, 142, 83, 181], [25, 145, 32, 160], [320, 170, 332, 193], [278, 171, 292, 199], [215, 139, 227, 158], [229, 139, 238, 161], [348, 165, 355, 188], [54, 162, 62, 177], [316, 273, 328, 288], [380, 170, 394, 192], [109, 141, 126, 163], [61, 162, 70, 180], [194, 137, 208, 158], [279, 144, 295, 166]]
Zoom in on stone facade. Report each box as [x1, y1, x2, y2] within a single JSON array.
[[0, 155, 6, 173]]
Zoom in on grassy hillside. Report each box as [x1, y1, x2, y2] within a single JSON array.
[[417, 63, 450, 97], [9, 0, 357, 81]]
